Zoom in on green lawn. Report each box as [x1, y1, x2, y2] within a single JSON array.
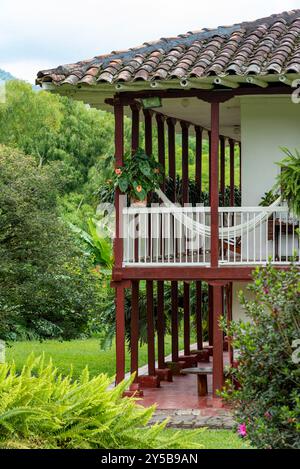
[[6, 336, 191, 379], [164, 429, 250, 449]]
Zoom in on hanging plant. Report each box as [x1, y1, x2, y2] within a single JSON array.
[[276, 148, 300, 217], [111, 148, 163, 204]]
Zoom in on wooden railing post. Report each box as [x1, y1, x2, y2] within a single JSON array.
[[220, 136, 226, 206]]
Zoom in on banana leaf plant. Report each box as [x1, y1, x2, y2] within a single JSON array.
[[69, 218, 113, 270], [276, 148, 300, 217]]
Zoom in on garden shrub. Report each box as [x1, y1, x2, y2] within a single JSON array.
[[0, 355, 202, 449], [222, 264, 300, 449]]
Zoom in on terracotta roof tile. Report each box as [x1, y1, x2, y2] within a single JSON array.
[[37, 10, 300, 86]]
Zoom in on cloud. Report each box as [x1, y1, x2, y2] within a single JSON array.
[[1, 0, 298, 83]]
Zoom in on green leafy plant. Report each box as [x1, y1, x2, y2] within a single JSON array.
[[259, 190, 278, 207], [69, 218, 113, 269], [0, 355, 203, 449], [112, 149, 163, 201], [276, 148, 300, 216], [221, 263, 300, 449]]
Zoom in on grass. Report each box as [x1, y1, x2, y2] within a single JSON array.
[[6, 335, 191, 379], [164, 429, 250, 449]]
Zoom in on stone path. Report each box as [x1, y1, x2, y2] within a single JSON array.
[[149, 409, 236, 429]]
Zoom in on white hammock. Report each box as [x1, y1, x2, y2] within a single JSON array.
[[155, 188, 282, 239]]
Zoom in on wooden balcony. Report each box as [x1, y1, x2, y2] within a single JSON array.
[[122, 205, 300, 268]]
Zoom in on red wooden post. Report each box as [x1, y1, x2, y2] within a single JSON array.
[[131, 280, 139, 380], [181, 121, 190, 356], [212, 284, 224, 396], [171, 281, 179, 362], [195, 126, 203, 200], [157, 281, 165, 368], [196, 281, 203, 350], [183, 282, 190, 355], [156, 114, 166, 370], [208, 130, 211, 203], [115, 284, 125, 384], [131, 104, 140, 154], [239, 141, 242, 193], [220, 136, 225, 206], [146, 280, 156, 376], [229, 139, 235, 206], [144, 109, 153, 155], [210, 102, 220, 268], [208, 284, 213, 346], [167, 118, 176, 196], [114, 98, 125, 384]]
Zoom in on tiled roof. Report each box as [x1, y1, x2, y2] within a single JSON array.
[[37, 10, 300, 87]]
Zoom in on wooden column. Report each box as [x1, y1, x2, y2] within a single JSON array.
[[196, 281, 203, 350], [115, 284, 125, 384], [144, 109, 152, 155], [131, 104, 140, 154], [229, 139, 235, 206], [210, 102, 220, 268], [146, 280, 156, 376], [171, 281, 179, 362], [114, 98, 125, 384], [181, 121, 190, 356], [167, 117, 176, 196], [131, 281, 139, 380], [226, 283, 234, 366], [208, 130, 212, 203], [239, 141, 242, 193], [220, 136, 226, 206], [156, 114, 166, 371], [208, 284, 213, 346], [212, 284, 224, 396], [168, 118, 179, 364], [157, 281, 165, 368], [195, 126, 203, 200]]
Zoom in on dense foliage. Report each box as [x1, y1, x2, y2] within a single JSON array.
[[276, 147, 300, 217], [0, 145, 103, 340], [222, 264, 300, 449], [0, 355, 202, 449]]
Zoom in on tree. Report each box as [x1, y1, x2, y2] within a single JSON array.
[[0, 145, 102, 340], [222, 264, 300, 449]]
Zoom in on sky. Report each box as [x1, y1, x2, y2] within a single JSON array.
[[0, 0, 299, 83]]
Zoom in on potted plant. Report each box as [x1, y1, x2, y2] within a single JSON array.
[[112, 148, 163, 206], [276, 148, 300, 217]]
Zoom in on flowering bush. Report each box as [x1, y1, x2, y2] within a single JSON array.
[[221, 264, 300, 449], [112, 148, 162, 201]]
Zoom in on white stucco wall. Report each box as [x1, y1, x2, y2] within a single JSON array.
[[241, 95, 300, 206], [232, 281, 254, 323]]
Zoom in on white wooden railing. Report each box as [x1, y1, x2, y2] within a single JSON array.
[[219, 206, 300, 265], [122, 205, 300, 267], [123, 205, 210, 266]]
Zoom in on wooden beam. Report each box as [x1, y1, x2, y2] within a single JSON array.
[[115, 284, 125, 384], [156, 113, 165, 183], [131, 280, 139, 380], [210, 102, 220, 268], [214, 77, 240, 89], [146, 280, 156, 376], [212, 284, 224, 396], [208, 284, 213, 346], [246, 76, 268, 88], [239, 141, 242, 193]]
